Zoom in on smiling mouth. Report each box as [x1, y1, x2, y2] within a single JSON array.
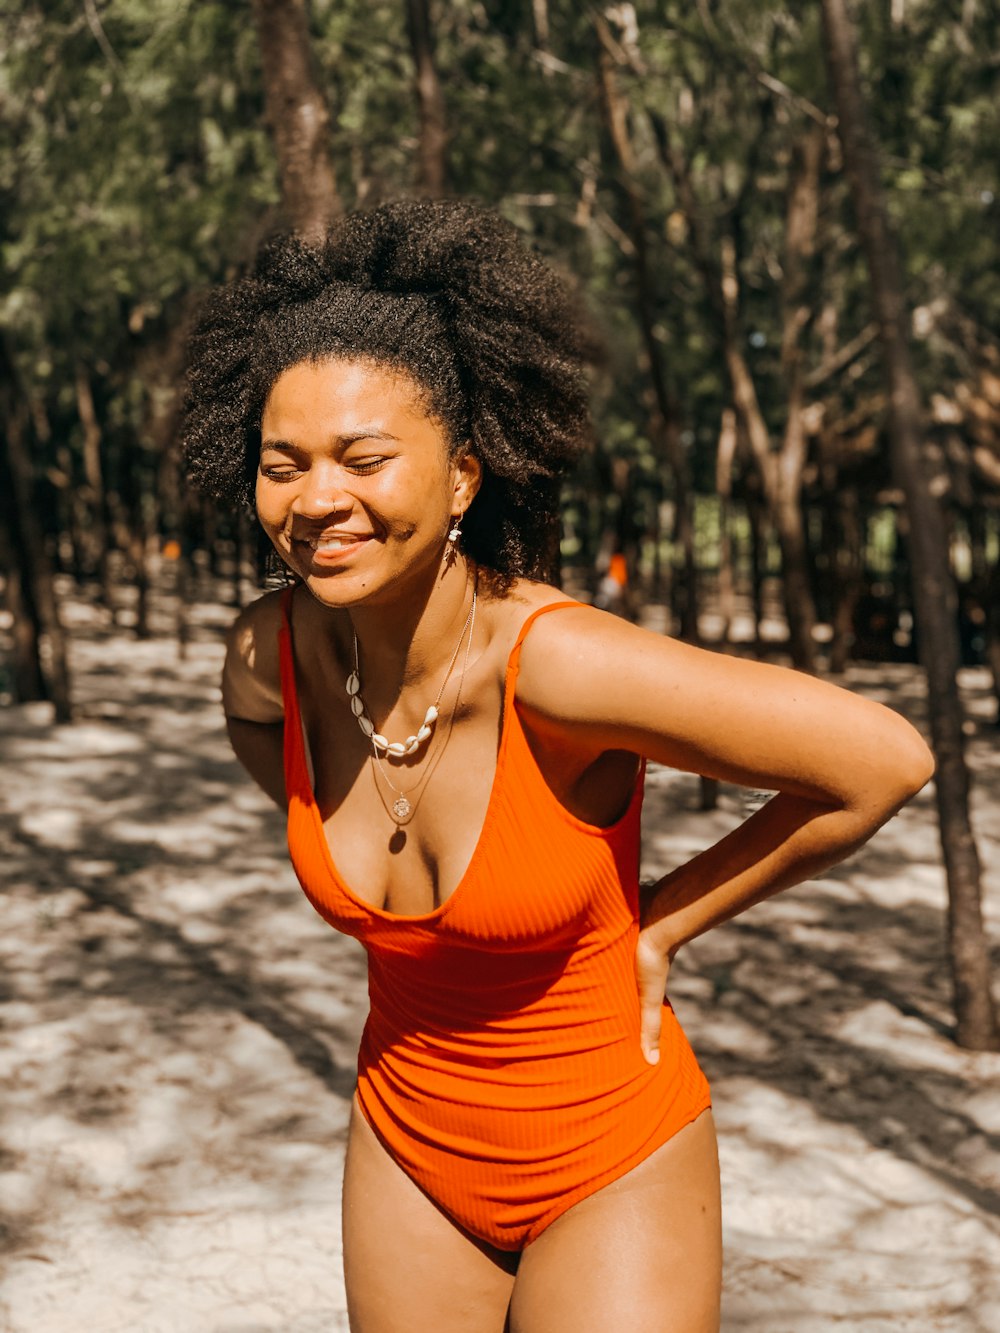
[[298, 534, 371, 551]]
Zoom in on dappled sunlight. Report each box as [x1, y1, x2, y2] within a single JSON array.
[[1, 605, 365, 1331], [2, 600, 999, 1330]]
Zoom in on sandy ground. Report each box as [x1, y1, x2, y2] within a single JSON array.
[[1, 583, 999, 1332]]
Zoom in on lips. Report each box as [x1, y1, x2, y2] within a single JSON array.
[[308, 535, 369, 551], [292, 531, 373, 566]]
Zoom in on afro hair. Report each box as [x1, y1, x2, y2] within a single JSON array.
[[181, 198, 593, 581]]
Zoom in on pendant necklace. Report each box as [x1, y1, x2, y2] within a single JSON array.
[[347, 590, 476, 758], [351, 588, 477, 824]]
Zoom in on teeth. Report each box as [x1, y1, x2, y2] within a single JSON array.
[[309, 536, 361, 549]]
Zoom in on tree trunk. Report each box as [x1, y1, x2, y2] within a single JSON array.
[[744, 487, 768, 645], [776, 128, 825, 671], [406, 0, 449, 195], [715, 408, 738, 644], [0, 483, 47, 703], [650, 112, 819, 670], [75, 361, 113, 610], [595, 15, 698, 642], [252, 0, 341, 237], [532, 0, 550, 53], [1, 392, 72, 721], [829, 484, 863, 674], [822, 0, 998, 1050], [983, 552, 1000, 726]]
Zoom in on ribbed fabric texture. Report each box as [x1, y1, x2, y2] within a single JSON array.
[[279, 595, 711, 1251]]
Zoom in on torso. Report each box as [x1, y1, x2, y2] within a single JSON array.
[[281, 580, 639, 918]]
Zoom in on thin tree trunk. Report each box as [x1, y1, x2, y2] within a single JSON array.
[[983, 553, 1000, 725], [406, 0, 449, 195], [532, 0, 550, 54], [252, 0, 341, 237], [0, 480, 47, 702], [829, 484, 863, 674], [595, 15, 698, 642], [715, 409, 738, 644], [822, 0, 998, 1050], [2, 392, 72, 721], [650, 114, 818, 670], [776, 128, 825, 670], [744, 488, 768, 646], [127, 463, 153, 640], [75, 361, 113, 610]]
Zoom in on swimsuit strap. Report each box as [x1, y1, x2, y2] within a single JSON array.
[[278, 586, 312, 796], [279, 590, 585, 797], [502, 600, 584, 713]]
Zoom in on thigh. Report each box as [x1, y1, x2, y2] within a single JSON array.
[[342, 1097, 518, 1333], [508, 1109, 722, 1333]]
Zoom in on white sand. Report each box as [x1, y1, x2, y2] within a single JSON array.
[[1, 588, 998, 1331]]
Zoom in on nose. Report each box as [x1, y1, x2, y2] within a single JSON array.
[[292, 462, 353, 520]]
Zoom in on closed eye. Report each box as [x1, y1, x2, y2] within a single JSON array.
[[348, 458, 387, 475]]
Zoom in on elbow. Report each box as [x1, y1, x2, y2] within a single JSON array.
[[880, 718, 935, 806]]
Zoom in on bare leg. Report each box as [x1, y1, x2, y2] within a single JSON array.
[[342, 1098, 518, 1333], [508, 1110, 722, 1333]]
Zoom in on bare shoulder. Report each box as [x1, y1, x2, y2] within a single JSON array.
[[513, 597, 852, 727], [479, 577, 579, 673], [513, 601, 690, 718], [222, 587, 288, 722], [513, 601, 934, 808]]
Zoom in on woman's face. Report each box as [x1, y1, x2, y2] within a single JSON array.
[[256, 357, 480, 608]]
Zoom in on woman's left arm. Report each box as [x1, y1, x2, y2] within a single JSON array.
[[516, 606, 936, 1063]]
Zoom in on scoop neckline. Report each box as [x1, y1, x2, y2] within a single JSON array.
[[284, 596, 583, 924]]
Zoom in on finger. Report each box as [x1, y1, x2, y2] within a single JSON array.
[[635, 943, 669, 1064], [640, 992, 662, 1065]]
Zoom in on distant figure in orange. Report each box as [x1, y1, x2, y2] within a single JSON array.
[[595, 550, 635, 620], [182, 200, 933, 1333]]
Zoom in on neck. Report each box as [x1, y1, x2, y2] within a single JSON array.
[[349, 557, 476, 698]]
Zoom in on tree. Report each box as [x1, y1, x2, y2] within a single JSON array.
[[594, 13, 697, 640], [821, 0, 998, 1050], [251, 0, 341, 234], [406, 0, 450, 194]]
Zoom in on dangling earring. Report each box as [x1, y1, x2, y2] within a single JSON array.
[[445, 514, 463, 566]]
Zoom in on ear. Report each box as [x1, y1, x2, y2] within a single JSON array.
[[451, 447, 482, 514]]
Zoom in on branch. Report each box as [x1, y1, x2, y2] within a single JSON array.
[[805, 321, 879, 389], [83, 0, 126, 78]]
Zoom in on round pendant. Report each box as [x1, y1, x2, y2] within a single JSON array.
[[392, 796, 412, 820]]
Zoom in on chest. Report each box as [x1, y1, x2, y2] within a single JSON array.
[[292, 671, 640, 926], [301, 667, 505, 917]]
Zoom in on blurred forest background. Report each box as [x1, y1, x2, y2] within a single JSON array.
[[1, 0, 998, 1046]]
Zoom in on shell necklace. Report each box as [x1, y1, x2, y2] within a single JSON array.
[[370, 594, 477, 825], [347, 590, 478, 820]]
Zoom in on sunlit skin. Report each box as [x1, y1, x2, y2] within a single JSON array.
[[257, 357, 481, 647], [224, 356, 935, 1333]]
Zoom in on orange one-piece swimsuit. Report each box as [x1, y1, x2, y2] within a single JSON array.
[[279, 594, 711, 1251]]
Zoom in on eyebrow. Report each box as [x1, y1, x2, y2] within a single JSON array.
[[259, 430, 401, 454]]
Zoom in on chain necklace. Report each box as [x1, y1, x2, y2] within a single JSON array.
[[347, 591, 477, 758], [359, 588, 477, 824]]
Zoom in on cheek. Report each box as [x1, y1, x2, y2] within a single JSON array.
[[254, 484, 285, 534]]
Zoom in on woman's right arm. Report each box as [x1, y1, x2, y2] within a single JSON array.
[[221, 592, 287, 809]]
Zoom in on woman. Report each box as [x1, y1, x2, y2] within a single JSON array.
[[182, 199, 933, 1333]]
